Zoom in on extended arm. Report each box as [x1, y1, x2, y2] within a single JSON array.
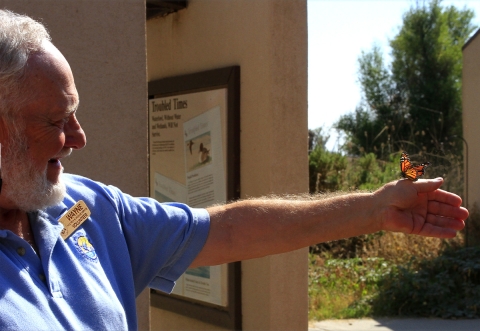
[[191, 178, 468, 268]]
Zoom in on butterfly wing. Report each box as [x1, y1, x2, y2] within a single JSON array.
[[412, 163, 430, 178], [403, 166, 419, 181], [400, 152, 430, 181], [400, 152, 412, 174]]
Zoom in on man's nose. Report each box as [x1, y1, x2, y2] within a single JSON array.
[[64, 115, 86, 150]]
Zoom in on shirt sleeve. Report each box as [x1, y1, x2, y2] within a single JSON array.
[[103, 185, 211, 295]]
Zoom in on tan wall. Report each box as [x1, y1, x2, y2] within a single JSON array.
[[0, 1, 149, 330], [463, 31, 480, 244], [147, 0, 308, 330]]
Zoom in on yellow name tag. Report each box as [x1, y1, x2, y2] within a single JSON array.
[[59, 200, 91, 240]]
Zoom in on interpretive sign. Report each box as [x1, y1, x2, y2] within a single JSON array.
[[148, 66, 240, 329]]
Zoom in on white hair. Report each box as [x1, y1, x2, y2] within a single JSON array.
[[0, 9, 50, 122]]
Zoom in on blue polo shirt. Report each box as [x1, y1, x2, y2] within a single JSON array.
[[0, 174, 210, 330]]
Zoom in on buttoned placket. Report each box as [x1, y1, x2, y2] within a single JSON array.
[[0, 230, 47, 288], [29, 210, 65, 298]]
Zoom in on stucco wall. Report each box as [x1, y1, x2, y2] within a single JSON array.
[[147, 0, 308, 330], [0, 0, 148, 196], [0, 1, 149, 329], [463, 31, 480, 244]]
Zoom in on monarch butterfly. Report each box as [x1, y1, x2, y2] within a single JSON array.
[[400, 152, 430, 181]]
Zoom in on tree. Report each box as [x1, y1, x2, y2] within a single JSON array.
[[336, 0, 476, 160], [308, 128, 346, 193], [308, 127, 330, 152]]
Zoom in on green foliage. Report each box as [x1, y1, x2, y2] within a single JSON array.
[[309, 236, 472, 320], [372, 247, 480, 318], [309, 145, 348, 193], [309, 128, 348, 193], [308, 132, 399, 193], [308, 127, 330, 152], [335, 0, 476, 159], [309, 255, 395, 320], [309, 3, 470, 199], [344, 153, 399, 191]]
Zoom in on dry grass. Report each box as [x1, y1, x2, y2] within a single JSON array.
[[362, 231, 464, 262], [312, 230, 465, 264]]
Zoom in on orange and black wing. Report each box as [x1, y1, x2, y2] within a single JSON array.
[[411, 163, 430, 178], [400, 152, 412, 174], [400, 152, 430, 181]]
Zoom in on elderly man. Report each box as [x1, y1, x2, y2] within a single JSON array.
[[0, 9, 468, 331]]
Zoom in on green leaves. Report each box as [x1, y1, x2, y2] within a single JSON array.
[[309, 255, 394, 319], [372, 247, 480, 318], [308, 140, 399, 193], [336, 0, 477, 159], [309, 242, 477, 320]]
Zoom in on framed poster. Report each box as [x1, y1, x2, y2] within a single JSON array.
[[148, 66, 240, 329]]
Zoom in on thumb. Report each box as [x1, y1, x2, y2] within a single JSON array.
[[412, 177, 444, 193]]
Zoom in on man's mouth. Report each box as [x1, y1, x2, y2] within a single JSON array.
[[49, 149, 72, 164]]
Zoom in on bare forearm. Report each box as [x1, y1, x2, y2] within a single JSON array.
[[191, 179, 468, 267], [191, 192, 381, 267]]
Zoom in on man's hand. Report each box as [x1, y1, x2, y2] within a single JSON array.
[[376, 178, 468, 238]]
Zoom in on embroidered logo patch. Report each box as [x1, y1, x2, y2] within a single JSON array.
[[72, 232, 98, 261]]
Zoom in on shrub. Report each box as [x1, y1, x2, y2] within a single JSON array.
[[372, 247, 480, 318]]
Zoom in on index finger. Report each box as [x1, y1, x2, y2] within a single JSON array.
[[427, 188, 463, 208]]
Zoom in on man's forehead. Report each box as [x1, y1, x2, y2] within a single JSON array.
[[22, 42, 79, 113], [28, 41, 70, 72], [25, 39, 75, 84]]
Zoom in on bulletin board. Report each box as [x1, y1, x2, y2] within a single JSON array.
[[148, 66, 241, 329]]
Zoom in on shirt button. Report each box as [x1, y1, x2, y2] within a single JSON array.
[[16, 247, 26, 256], [39, 274, 46, 282]]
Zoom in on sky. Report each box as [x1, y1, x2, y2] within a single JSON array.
[[308, 0, 480, 150]]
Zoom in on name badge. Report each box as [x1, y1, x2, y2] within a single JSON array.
[[59, 200, 91, 240]]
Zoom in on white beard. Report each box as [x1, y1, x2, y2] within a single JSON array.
[[2, 133, 67, 212]]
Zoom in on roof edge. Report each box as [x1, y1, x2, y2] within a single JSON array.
[[463, 27, 480, 51]]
